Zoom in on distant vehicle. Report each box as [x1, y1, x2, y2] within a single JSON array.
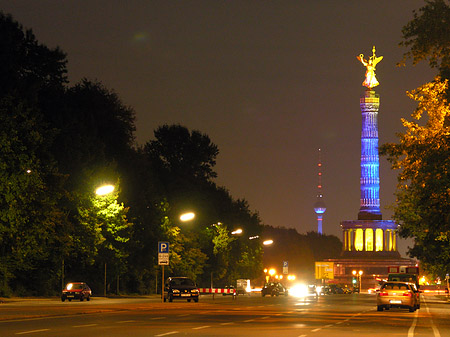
[[322, 284, 346, 294], [387, 266, 420, 289], [261, 282, 288, 297], [289, 283, 318, 299], [61, 282, 92, 302], [222, 285, 236, 296], [164, 277, 199, 302], [236, 279, 251, 295], [377, 281, 420, 312]]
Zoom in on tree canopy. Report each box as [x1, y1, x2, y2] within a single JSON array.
[[379, 0, 450, 279]]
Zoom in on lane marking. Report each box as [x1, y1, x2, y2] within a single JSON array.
[[220, 322, 234, 325], [261, 316, 270, 319], [424, 297, 441, 337], [150, 317, 167, 320], [311, 328, 321, 332], [192, 325, 210, 330], [72, 324, 98, 328], [407, 310, 419, 337], [15, 329, 51, 335], [155, 332, 179, 337], [116, 320, 136, 323]]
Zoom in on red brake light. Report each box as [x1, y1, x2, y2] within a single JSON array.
[[403, 292, 412, 297], [379, 291, 388, 296]]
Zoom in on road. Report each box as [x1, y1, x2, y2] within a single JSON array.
[[0, 293, 449, 336]]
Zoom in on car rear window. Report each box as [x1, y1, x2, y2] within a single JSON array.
[[383, 283, 409, 290]]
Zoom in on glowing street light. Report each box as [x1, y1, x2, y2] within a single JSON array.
[[263, 239, 273, 246], [95, 184, 115, 196], [232, 228, 243, 235], [180, 212, 195, 222], [352, 270, 363, 292]]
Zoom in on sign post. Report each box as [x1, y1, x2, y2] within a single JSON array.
[[158, 242, 169, 302], [283, 261, 288, 275]]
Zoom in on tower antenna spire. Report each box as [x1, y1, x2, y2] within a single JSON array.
[[314, 148, 326, 234]]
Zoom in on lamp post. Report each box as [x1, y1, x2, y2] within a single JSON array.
[[95, 184, 115, 297], [352, 270, 363, 293], [160, 212, 195, 302]]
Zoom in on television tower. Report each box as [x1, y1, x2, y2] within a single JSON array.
[[314, 148, 326, 234]]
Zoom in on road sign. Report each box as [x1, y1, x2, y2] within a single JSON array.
[[158, 242, 169, 265], [283, 261, 288, 274], [315, 261, 334, 279]]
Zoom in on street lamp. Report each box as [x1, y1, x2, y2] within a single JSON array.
[[180, 212, 195, 222], [95, 184, 115, 196], [263, 239, 273, 246], [232, 228, 243, 235]]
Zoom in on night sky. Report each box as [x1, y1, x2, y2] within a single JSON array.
[[0, 1, 436, 256]]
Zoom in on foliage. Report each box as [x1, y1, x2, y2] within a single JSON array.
[[145, 124, 219, 182], [0, 12, 273, 295], [400, 0, 450, 71], [380, 78, 450, 277], [0, 97, 66, 295]]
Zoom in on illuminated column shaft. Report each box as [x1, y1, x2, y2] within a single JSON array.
[[358, 90, 382, 220], [317, 215, 323, 234]]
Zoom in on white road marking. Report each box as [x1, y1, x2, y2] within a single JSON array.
[[261, 316, 270, 319], [15, 329, 51, 335], [311, 328, 321, 332], [150, 317, 167, 320], [154, 331, 179, 337], [192, 325, 210, 330], [116, 320, 136, 323], [424, 297, 441, 337], [407, 310, 419, 337], [244, 319, 255, 322], [220, 322, 234, 325]]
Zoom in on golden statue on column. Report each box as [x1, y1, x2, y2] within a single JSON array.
[[357, 46, 383, 89]]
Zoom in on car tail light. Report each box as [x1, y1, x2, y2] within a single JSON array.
[[379, 291, 388, 296], [403, 292, 412, 297]]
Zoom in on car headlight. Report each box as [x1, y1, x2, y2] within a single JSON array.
[[191, 289, 199, 293], [173, 289, 180, 293]]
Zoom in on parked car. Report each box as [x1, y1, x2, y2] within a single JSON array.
[[61, 282, 92, 302], [164, 277, 199, 302], [377, 281, 420, 312], [261, 282, 288, 297]]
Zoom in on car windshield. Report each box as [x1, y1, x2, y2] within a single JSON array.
[[66, 283, 83, 290], [170, 278, 195, 287]]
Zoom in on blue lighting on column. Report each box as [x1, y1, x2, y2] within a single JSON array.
[[358, 90, 382, 220]]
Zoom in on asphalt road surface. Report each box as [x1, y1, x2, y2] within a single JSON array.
[[1, 292, 449, 336]]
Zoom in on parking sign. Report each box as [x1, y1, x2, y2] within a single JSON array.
[[158, 242, 169, 265]]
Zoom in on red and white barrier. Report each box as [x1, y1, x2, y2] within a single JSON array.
[[198, 288, 236, 295]]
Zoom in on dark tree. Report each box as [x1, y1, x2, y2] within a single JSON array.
[[145, 124, 219, 183]]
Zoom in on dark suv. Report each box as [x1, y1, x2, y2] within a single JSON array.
[[164, 277, 199, 302], [61, 282, 92, 302]]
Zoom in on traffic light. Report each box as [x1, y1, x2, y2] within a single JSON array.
[[352, 277, 357, 285]]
